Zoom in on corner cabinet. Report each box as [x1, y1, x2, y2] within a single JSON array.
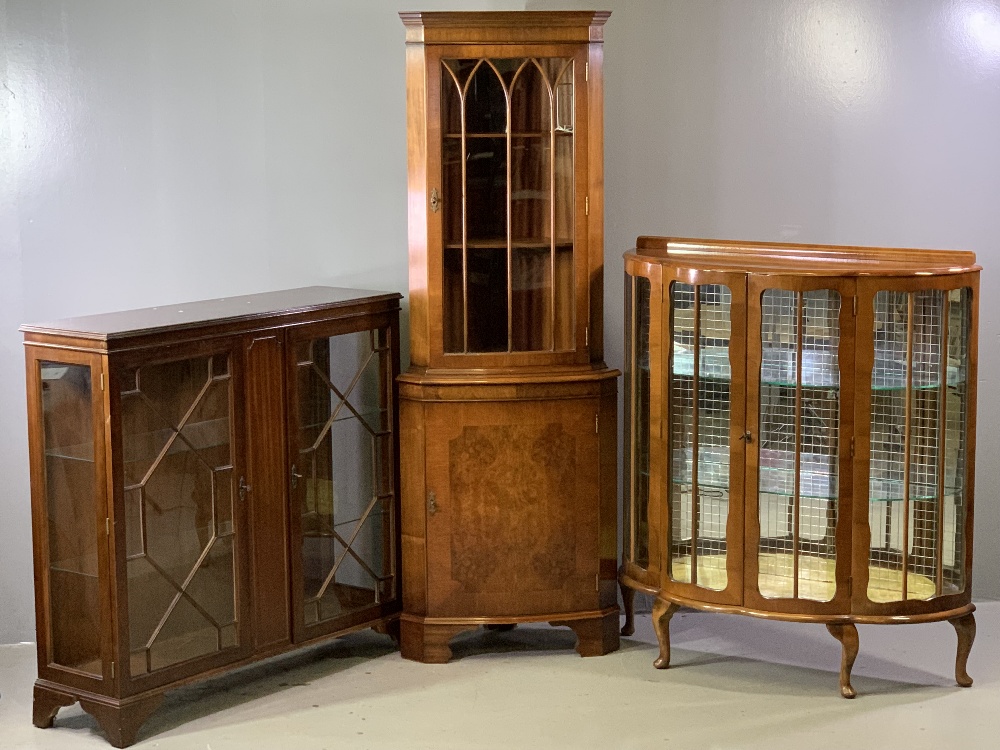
[[23, 287, 402, 746], [620, 237, 979, 697], [398, 11, 620, 663]]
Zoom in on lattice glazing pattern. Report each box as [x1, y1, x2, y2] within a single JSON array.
[[669, 283, 732, 590], [625, 276, 651, 569], [122, 354, 237, 676], [868, 288, 970, 602], [296, 329, 395, 627], [441, 57, 576, 354], [758, 289, 841, 602]]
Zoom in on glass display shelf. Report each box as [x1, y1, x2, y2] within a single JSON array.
[[670, 346, 965, 390], [671, 446, 958, 502]]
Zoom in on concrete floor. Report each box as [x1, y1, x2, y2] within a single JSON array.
[[1, 601, 997, 749]]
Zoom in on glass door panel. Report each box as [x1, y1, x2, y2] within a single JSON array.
[[294, 328, 396, 628], [867, 288, 970, 602], [757, 289, 841, 603], [440, 56, 576, 355], [121, 353, 238, 677], [668, 282, 733, 591], [40, 361, 102, 675]]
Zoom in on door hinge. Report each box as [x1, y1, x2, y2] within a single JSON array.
[[585, 61, 589, 82], [100, 372, 105, 391], [110, 660, 115, 679], [595, 573, 600, 591], [853, 296, 858, 316], [595, 413, 599, 434], [585, 326, 589, 346], [585, 195, 589, 216], [850, 437, 855, 458], [105, 517, 110, 535]]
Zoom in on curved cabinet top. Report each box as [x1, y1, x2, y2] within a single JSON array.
[[627, 236, 980, 278]]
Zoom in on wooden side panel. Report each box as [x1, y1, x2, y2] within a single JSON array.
[[400, 398, 428, 616], [597, 380, 618, 608], [244, 335, 291, 650]]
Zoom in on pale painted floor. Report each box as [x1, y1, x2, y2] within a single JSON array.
[[1, 601, 998, 749]]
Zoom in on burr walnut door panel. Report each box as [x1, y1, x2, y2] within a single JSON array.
[[422, 398, 601, 618]]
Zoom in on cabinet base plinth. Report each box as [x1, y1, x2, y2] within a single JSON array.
[[33, 682, 163, 748], [400, 610, 620, 663]]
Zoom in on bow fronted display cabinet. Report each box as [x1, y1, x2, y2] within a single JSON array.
[[620, 237, 979, 697], [398, 11, 620, 663], [24, 288, 401, 746]]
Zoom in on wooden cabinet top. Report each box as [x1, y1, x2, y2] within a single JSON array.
[[629, 236, 980, 277], [21, 286, 401, 350], [399, 11, 611, 44]]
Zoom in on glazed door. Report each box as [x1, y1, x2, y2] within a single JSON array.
[[428, 44, 591, 369], [111, 339, 251, 694], [287, 318, 401, 642], [26, 348, 113, 694], [423, 398, 601, 618], [853, 274, 978, 617], [743, 275, 855, 614], [660, 271, 747, 607]]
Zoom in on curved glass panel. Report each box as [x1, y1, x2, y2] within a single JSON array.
[[867, 288, 970, 602], [669, 282, 732, 591], [757, 289, 840, 603]]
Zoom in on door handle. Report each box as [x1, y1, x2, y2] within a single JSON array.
[[291, 464, 303, 490]]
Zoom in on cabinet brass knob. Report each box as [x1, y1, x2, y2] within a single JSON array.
[[739, 431, 753, 444], [430, 187, 441, 213], [428, 490, 438, 516]]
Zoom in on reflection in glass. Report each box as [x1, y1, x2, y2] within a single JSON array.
[[41, 361, 101, 674], [296, 329, 395, 626], [668, 283, 733, 591], [441, 57, 575, 354], [122, 354, 237, 676], [757, 289, 840, 603], [867, 288, 970, 603]]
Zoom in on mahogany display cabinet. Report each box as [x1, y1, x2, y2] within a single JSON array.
[[398, 11, 620, 662], [23, 287, 402, 746], [620, 237, 979, 697]]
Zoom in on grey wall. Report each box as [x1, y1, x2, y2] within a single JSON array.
[[2, 0, 999, 643]]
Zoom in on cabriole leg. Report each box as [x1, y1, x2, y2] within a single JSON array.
[[826, 622, 859, 699], [651, 599, 681, 669], [950, 612, 976, 687]]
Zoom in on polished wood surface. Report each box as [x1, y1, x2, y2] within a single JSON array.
[[621, 237, 980, 695], [25, 289, 402, 745], [400, 11, 618, 662]]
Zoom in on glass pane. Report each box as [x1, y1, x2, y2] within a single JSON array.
[[758, 289, 840, 602], [510, 61, 550, 134], [669, 283, 733, 591], [297, 330, 394, 627], [464, 62, 506, 134], [442, 137, 463, 248], [868, 289, 969, 603], [123, 354, 237, 676], [510, 137, 551, 245], [443, 247, 465, 353], [41, 361, 101, 675], [466, 137, 507, 243], [511, 247, 551, 352], [467, 248, 509, 352], [626, 277, 651, 568], [441, 62, 465, 136]]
